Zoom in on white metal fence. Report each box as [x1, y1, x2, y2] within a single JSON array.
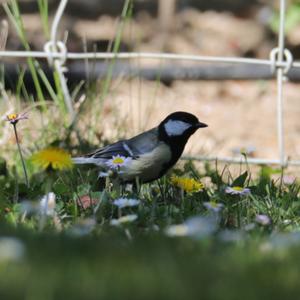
[[0, 0, 298, 167]]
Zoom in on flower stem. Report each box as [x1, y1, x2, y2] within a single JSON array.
[[237, 200, 241, 228], [13, 124, 29, 187], [124, 228, 132, 241]]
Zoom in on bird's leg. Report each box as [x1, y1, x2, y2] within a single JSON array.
[[131, 177, 142, 197]]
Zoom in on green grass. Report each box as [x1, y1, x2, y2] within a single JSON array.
[[0, 217, 300, 300], [1, 157, 300, 299]]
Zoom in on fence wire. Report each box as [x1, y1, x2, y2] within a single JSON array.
[[0, 0, 298, 167]]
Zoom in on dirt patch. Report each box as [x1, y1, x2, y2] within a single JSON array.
[[98, 78, 300, 162]]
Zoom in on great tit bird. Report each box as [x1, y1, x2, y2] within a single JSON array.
[[73, 111, 207, 183]]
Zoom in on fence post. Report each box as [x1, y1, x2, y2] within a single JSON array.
[[276, 0, 287, 167], [44, 0, 75, 121]]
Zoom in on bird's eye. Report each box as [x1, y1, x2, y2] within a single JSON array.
[[164, 120, 191, 136]]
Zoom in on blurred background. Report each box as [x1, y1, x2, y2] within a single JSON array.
[[1, 0, 300, 163]]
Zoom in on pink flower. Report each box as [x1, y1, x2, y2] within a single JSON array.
[[77, 195, 98, 210], [283, 175, 296, 185]]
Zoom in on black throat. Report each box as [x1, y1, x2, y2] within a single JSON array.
[[158, 124, 195, 173]]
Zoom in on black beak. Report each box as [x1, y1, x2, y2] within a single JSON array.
[[194, 122, 208, 129]]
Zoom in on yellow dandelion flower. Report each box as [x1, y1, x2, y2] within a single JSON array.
[[31, 148, 73, 171], [170, 176, 204, 193]]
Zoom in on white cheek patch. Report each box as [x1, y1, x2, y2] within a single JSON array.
[[164, 120, 191, 136]]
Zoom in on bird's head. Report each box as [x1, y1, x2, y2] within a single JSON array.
[[159, 111, 207, 143]]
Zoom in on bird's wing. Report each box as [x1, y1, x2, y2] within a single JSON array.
[[125, 127, 159, 156], [85, 140, 135, 159], [85, 127, 159, 160]]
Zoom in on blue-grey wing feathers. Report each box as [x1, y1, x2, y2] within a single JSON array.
[[86, 141, 135, 159], [72, 128, 159, 165]]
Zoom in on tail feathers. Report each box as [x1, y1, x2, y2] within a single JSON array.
[[72, 157, 98, 165]]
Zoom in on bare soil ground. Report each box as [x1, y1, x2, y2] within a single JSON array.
[[99, 78, 300, 161]]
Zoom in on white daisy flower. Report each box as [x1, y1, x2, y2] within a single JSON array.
[[165, 216, 218, 238], [113, 198, 140, 208], [203, 201, 224, 213], [165, 224, 189, 237], [40, 192, 56, 216], [244, 223, 256, 231], [225, 186, 251, 196], [232, 145, 256, 156], [69, 218, 96, 236], [255, 214, 271, 226], [110, 214, 138, 226], [106, 155, 132, 170]]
